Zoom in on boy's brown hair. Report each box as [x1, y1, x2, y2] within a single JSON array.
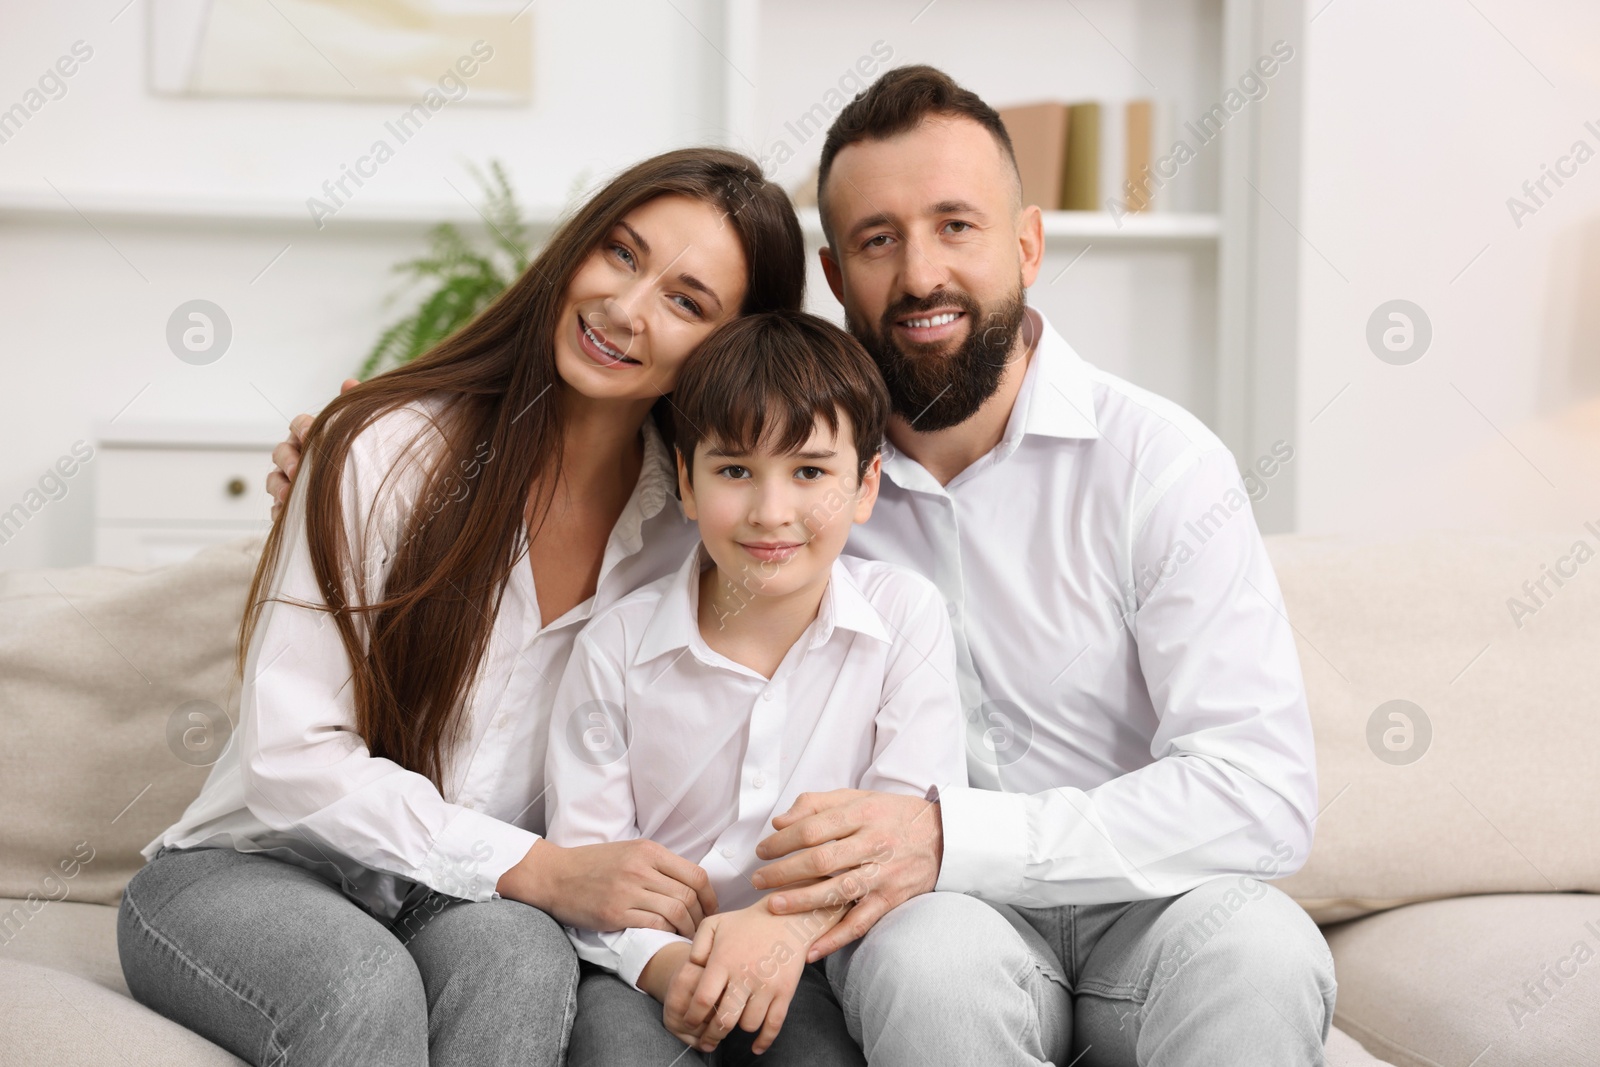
[[671, 310, 889, 487]]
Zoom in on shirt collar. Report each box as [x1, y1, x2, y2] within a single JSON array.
[[1012, 308, 1101, 442], [636, 415, 679, 521], [880, 309, 1100, 492], [635, 544, 891, 667]]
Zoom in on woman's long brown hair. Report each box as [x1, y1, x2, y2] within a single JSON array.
[[239, 148, 805, 791]]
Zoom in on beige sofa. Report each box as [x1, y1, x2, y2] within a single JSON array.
[[2, 533, 1595, 1066]]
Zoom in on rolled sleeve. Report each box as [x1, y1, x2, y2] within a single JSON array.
[[421, 808, 541, 902]]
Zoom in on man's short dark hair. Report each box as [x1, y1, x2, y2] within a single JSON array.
[[672, 310, 889, 487], [816, 64, 1022, 246]]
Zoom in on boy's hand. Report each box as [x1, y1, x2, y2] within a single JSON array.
[[680, 900, 824, 1055], [638, 942, 711, 1047]]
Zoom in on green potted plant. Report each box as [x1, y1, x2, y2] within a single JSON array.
[[359, 160, 532, 380]]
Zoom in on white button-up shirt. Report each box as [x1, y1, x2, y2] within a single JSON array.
[[545, 542, 967, 989], [843, 310, 1319, 908], [145, 402, 700, 917]]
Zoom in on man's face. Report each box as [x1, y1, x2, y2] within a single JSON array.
[[820, 116, 1043, 432]]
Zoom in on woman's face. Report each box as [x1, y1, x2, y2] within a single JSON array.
[[555, 193, 749, 403]]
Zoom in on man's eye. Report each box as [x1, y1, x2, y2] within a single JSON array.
[[945, 221, 971, 233], [864, 234, 892, 249]]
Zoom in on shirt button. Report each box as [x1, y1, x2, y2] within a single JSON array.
[[720, 846, 734, 858], [762, 692, 774, 701], [752, 775, 766, 788], [947, 602, 959, 617]]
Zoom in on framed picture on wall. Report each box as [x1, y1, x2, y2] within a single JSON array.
[[147, 0, 533, 104]]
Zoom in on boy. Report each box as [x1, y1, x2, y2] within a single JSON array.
[[545, 310, 967, 1062]]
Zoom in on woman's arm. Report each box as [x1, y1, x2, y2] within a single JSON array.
[[240, 404, 538, 901]]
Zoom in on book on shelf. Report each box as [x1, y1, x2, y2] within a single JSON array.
[[999, 98, 1167, 215], [1061, 102, 1101, 211], [994, 102, 1070, 215]]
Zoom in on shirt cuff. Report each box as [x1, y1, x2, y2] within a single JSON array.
[[934, 786, 1028, 899], [617, 928, 693, 992], [420, 807, 541, 902]]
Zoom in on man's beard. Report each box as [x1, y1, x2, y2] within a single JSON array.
[[851, 283, 1028, 432]]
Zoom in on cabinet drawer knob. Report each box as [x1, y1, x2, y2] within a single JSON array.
[[226, 477, 247, 497]]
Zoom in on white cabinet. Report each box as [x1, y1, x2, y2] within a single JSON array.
[[94, 423, 281, 567]]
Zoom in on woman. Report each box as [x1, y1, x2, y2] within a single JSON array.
[[117, 148, 809, 1066]]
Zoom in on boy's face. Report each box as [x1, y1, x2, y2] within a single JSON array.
[[676, 412, 882, 605]]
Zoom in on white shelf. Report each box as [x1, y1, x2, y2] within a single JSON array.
[[0, 188, 567, 231], [792, 207, 1219, 244], [3, 188, 1220, 244], [96, 421, 285, 450], [1039, 212, 1221, 241]]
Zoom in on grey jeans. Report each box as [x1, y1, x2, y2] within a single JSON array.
[[824, 877, 1338, 1066], [117, 846, 578, 1067], [568, 959, 865, 1067]]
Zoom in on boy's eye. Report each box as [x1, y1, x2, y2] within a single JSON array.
[[715, 465, 750, 479], [796, 466, 824, 480]]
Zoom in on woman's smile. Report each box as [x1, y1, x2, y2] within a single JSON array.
[[577, 314, 640, 368]]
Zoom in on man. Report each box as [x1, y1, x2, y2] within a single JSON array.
[[269, 65, 1334, 1066], [739, 65, 1334, 1066]]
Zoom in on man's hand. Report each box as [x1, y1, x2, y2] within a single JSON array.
[[267, 377, 359, 522], [751, 789, 943, 960], [679, 900, 821, 1054], [496, 838, 717, 938]]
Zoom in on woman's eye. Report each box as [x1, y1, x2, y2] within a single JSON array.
[[671, 294, 704, 317], [611, 243, 636, 268]]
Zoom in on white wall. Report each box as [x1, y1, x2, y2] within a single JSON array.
[[12, 0, 1594, 571], [0, 0, 1234, 571], [1294, 0, 1600, 534], [0, 0, 726, 569]]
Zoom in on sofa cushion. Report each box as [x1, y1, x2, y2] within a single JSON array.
[[1324, 892, 1600, 1067], [0, 898, 128, 995], [0, 538, 262, 907], [1267, 533, 1600, 923], [0, 898, 244, 1065]]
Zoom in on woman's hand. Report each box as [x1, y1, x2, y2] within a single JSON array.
[[497, 838, 717, 938], [266, 378, 359, 522]]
